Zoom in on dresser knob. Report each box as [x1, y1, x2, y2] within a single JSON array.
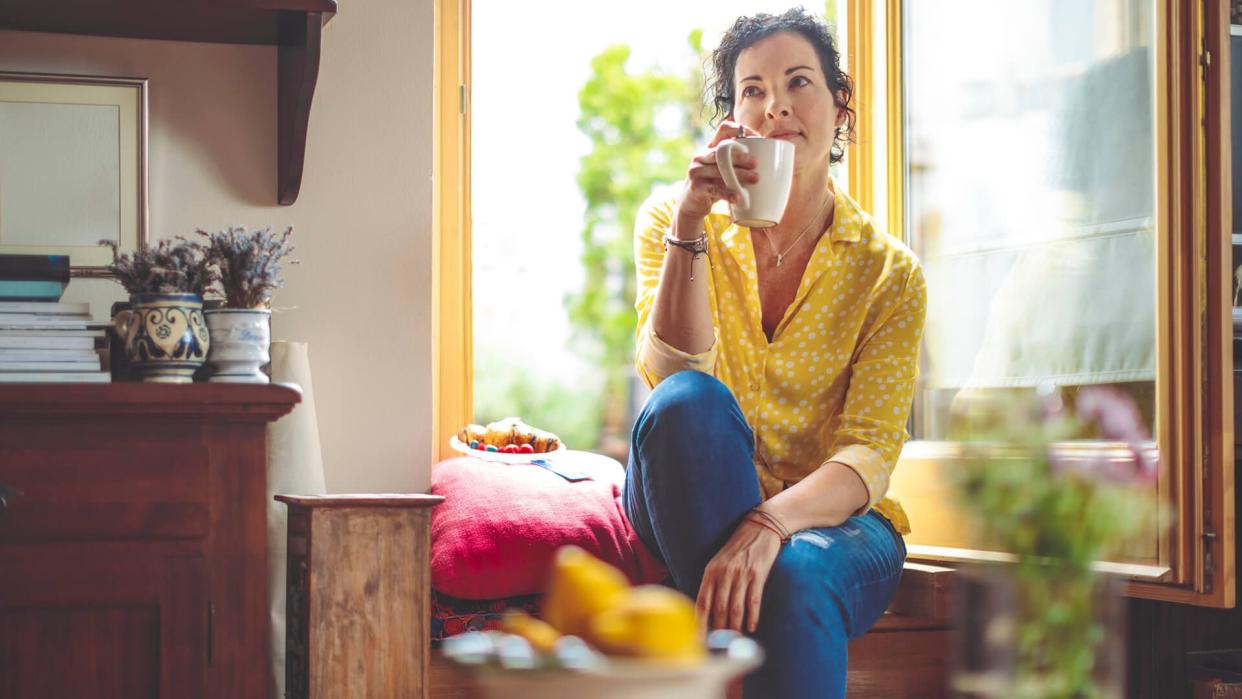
[[0, 483, 20, 515]]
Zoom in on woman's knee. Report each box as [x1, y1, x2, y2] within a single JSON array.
[[766, 540, 832, 600], [640, 370, 738, 432]]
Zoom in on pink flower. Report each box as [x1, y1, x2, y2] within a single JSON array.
[[1047, 386, 1159, 485], [1075, 386, 1150, 443]]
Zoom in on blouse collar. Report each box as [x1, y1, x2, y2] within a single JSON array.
[[711, 176, 863, 266]]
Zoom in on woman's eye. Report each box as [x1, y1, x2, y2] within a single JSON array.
[[790, 75, 811, 88], [741, 85, 762, 98]]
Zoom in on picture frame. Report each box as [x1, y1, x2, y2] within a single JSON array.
[[0, 72, 148, 276]]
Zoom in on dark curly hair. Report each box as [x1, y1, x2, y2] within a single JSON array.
[[706, 7, 856, 164]]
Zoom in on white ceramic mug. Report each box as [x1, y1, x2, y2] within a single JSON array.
[[716, 137, 795, 228]]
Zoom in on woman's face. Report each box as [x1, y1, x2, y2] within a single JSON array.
[[731, 31, 842, 173]]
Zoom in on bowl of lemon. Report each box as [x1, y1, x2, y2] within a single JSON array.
[[442, 546, 763, 699]]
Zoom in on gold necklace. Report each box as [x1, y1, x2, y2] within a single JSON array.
[[764, 191, 833, 267]]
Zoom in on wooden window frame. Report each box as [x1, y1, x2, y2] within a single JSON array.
[[433, 0, 472, 464], [437, 0, 1233, 606], [867, 0, 1235, 608]]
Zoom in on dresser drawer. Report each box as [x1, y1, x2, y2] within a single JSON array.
[[0, 421, 210, 542]]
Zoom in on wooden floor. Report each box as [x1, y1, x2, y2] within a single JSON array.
[[429, 612, 952, 699]]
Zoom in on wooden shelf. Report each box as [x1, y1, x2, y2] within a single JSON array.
[[0, 0, 338, 205], [0, 382, 302, 421]]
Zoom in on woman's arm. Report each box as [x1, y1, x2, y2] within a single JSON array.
[[645, 122, 757, 357], [761, 263, 928, 530], [648, 213, 715, 354], [758, 461, 870, 531]]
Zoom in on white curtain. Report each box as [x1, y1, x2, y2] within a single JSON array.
[[906, 0, 1156, 393]]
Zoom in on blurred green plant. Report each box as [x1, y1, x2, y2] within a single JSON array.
[[950, 384, 1163, 698], [473, 347, 605, 452], [566, 33, 706, 449]]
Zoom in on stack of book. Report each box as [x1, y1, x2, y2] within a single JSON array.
[[0, 255, 109, 383]]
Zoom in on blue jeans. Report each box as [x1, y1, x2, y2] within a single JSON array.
[[623, 371, 907, 699]]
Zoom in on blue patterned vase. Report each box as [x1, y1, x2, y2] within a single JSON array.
[[114, 293, 211, 383]]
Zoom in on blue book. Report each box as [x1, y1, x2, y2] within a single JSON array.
[[0, 280, 67, 301]]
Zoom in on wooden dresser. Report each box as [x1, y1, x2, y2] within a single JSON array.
[[0, 383, 300, 699]]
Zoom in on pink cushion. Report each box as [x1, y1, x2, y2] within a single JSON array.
[[430, 453, 668, 599]]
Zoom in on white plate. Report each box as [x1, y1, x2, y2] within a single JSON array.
[[449, 435, 567, 464]]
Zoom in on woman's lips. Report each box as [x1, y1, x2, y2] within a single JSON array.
[[768, 130, 801, 140]]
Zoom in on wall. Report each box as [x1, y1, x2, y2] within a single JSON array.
[[0, 0, 435, 493]]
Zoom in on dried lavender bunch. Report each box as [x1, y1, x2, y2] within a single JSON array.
[[99, 239, 215, 297], [197, 226, 297, 309]]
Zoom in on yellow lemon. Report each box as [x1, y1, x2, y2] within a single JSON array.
[[500, 610, 562, 653], [588, 585, 706, 663], [542, 546, 632, 637]]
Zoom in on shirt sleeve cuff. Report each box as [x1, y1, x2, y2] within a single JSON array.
[[635, 323, 719, 386], [826, 444, 890, 515]]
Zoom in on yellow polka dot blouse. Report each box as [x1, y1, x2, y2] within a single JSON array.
[[633, 181, 926, 535]]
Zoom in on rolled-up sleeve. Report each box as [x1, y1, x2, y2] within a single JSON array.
[[828, 264, 927, 514], [635, 324, 719, 388], [632, 188, 718, 388]]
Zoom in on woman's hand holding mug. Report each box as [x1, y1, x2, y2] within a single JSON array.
[[677, 121, 796, 233], [675, 121, 760, 234]]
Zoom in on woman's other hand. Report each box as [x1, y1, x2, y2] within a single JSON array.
[[696, 517, 782, 634], [676, 121, 761, 227]]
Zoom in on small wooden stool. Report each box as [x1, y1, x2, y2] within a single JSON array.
[[276, 494, 444, 699]]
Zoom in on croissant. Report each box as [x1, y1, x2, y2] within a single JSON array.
[[530, 429, 561, 453], [512, 422, 537, 446], [483, 417, 521, 447], [458, 424, 486, 445]]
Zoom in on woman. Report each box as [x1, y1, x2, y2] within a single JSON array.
[[622, 8, 926, 698]]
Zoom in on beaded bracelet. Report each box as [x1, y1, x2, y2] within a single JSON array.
[[663, 233, 710, 281]]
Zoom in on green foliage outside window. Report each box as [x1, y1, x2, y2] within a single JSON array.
[[566, 34, 706, 452]]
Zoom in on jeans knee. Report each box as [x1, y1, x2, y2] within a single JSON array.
[[630, 370, 753, 492], [766, 543, 820, 601], [643, 371, 736, 431]]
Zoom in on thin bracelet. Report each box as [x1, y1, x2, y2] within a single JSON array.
[[749, 508, 792, 542], [744, 515, 785, 542], [663, 233, 710, 282], [746, 513, 789, 543]]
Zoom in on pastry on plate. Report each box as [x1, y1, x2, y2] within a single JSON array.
[[463, 417, 562, 454]]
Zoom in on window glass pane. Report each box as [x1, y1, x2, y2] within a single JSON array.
[[901, 0, 1159, 563], [471, 1, 843, 461]]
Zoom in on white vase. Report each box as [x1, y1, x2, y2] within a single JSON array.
[[203, 308, 271, 383], [266, 341, 326, 699]]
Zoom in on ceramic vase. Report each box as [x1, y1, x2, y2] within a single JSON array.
[[203, 308, 271, 383], [113, 293, 210, 383]]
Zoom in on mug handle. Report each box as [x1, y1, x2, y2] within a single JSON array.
[[716, 140, 750, 211]]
